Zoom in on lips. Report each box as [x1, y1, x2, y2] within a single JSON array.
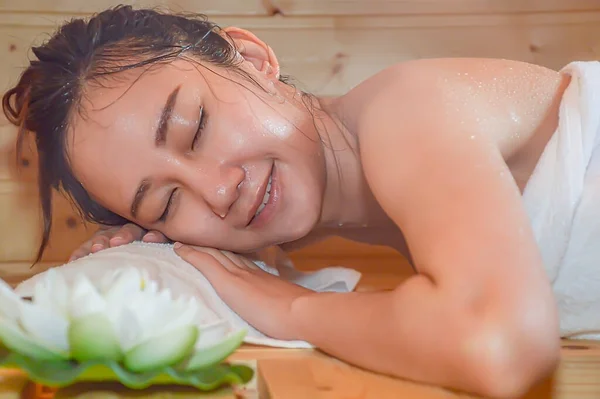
[[246, 166, 273, 226], [255, 175, 272, 217]]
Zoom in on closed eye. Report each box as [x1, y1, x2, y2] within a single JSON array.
[[191, 105, 206, 150], [157, 106, 205, 224], [157, 188, 177, 223]]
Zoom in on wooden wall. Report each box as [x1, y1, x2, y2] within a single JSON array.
[[2, 0, 600, 284]]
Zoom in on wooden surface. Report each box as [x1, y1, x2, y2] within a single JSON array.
[[4, 0, 600, 266], [0, 266, 599, 399]]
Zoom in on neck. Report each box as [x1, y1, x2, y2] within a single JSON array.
[[310, 96, 374, 230]]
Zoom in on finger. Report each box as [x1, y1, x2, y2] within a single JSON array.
[[220, 251, 260, 271], [241, 257, 265, 272], [71, 232, 109, 260], [174, 243, 240, 280], [69, 244, 93, 262], [142, 230, 169, 243], [189, 247, 247, 274], [91, 234, 111, 253], [110, 223, 145, 246]]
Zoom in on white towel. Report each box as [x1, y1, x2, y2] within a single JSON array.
[[523, 61, 600, 339], [14, 241, 362, 348]]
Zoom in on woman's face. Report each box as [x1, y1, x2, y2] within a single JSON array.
[[67, 50, 327, 252]]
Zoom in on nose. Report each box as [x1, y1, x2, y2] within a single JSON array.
[[199, 162, 245, 219]]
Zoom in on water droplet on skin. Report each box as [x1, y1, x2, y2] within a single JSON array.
[[509, 110, 521, 124], [263, 117, 292, 140], [171, 114, 192, 126]]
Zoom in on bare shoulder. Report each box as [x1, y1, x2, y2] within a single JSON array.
[[348, 58, 563, 291], [350, 57, 565, 148], [350, 57, 567, 189]]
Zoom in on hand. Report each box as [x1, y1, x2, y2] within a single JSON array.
[[69, 223, 169, 261], [173, 243, 314, 341]]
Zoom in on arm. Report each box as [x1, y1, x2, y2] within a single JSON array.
[[293, 61, 561, 398]]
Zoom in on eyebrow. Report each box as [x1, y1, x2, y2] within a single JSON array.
[[155, 84, 181, 146], [129, 85, 181, 219], [130, 179, 151, 219]]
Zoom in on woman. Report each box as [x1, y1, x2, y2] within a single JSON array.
[[4, 5, 585, 398]]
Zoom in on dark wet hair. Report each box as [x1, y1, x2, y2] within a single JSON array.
[[2, 5, 297, 263]]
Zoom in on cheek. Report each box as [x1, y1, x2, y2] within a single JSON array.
[[167, 203, 229, 246], [210, 106, 263, 155]]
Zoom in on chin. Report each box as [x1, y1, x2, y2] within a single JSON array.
[[279, 206, 321, 243]]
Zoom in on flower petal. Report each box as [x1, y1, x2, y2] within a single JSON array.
[[33, 269, 69, 318], [0, 318, 68, 361], [194, 320, 230, 349], [69, 313, 123, 362], [124, 325, 198, 373], [100, 268, 142, 302], [112, 306, 144, 352], [127, 289, 198, 343], [0, 279, 23, 321], [69, 275, 106, 319], [18, 301, 69, 353], [184, 328, 247, 371]]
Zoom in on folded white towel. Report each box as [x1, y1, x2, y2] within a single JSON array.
[[523, 61, 600, 339], [14, 241, 362, 348]]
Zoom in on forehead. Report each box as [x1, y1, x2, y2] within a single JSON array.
[[84, 60, 206, 110]]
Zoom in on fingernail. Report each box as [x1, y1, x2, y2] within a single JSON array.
[[91, 244, 103, 251], [144, 233, 156, 240], [174, 242, 183, 249]]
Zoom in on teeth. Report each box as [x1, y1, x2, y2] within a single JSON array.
[[255, 176, 272, 217]]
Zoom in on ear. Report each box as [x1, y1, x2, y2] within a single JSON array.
[[221, 27, 280, 80]]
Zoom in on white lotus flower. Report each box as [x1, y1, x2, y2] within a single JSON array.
[[0, 267, 245, 372]]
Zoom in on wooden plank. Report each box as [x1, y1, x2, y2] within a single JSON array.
[[2, 0, 600, 17], [0, 127, 36, 183], [272, 0, 600, 16], [0, 182, 96, 263], [257, 357, 458, 399], [2, 12, 600, 98], [251, 341, 600, 399], [0, 0, 269, 16], [0, 261, 56, 287], [554, 340, 600, 399]]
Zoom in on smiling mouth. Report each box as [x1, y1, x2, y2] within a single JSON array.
[[254, 174, 272, 219]]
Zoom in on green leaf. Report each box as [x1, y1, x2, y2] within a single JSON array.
[[183, 329, 247, 371], [124, 326, 198, 373], [69, 314, 123, 362], [0, 352, 253, 391], [0, 319, 69, 361]]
